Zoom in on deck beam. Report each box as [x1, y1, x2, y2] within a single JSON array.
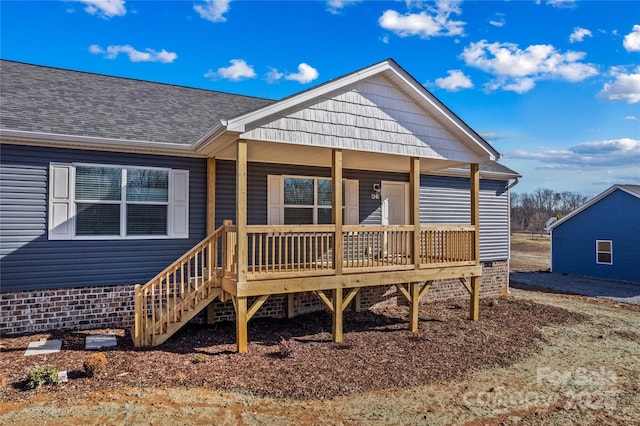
[[233, 265, 481, 297]]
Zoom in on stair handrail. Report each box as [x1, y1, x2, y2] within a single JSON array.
[[133, 224, 228, 346]]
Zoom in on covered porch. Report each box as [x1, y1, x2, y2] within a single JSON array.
[[210, 139, 483, 352]]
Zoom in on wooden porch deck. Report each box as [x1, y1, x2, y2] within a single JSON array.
[[132, 222, 482, 351]]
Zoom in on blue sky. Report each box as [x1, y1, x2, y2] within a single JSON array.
[[1, 0, 639, 196]]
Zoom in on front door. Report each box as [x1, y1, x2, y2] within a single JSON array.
[[381, 181, 409, 225], [381, 181, 409, 257]]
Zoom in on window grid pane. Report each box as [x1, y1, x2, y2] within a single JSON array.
[[284, 207, 313, 224], [75, 166, 121, 201], [76, 203, 121, 236], [127, 204, 168, 235], [284, 178, 314, 205], [126, 169, 169, 202]]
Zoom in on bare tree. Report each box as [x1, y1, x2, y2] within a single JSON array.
[[511, 188, 588, 233]]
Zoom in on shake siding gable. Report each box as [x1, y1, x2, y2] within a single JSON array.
[[552, 189, 640, 282], [241, 76, 477, 162], [0, 144, 207, 291]]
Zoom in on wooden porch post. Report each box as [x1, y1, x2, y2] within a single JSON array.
[[207, 157, 216, 235], [332, 149, 343, 275], [236, 140, 248, 352], [470, 163, 480, 321], [410, 157, 421, 268], [332, 149, 344, 343], [206, 157, 217, 324], [409, 158, 422, 333]]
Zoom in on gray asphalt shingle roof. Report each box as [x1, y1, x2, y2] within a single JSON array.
[[0, 60, 274, 145], [1, 60, 516, 177]]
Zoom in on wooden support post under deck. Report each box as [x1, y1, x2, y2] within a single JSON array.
[[206, 303, 215, 324], [332, 149, 343, 275], [332, 288, 343, 343], [133, 284, 142, 347], [235, 296, 248, 353], [287, 293, 295, 318], [353, 291, 361, 312], [410, 157, 421, 268], [470, 276, 480, 321], [409, 282, 420, 332], [470, 163, 480, 321], [207, 157, 216, 235]]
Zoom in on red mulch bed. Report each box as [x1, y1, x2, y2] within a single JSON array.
[[0, 298, 588, 401]]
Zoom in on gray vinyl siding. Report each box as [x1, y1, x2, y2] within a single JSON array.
[[0, 144, 207, 292], [420, 175, 509, 260], [216, 161, 509, 261]]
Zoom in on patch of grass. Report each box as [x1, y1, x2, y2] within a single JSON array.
[[27, 366, 60, 389]]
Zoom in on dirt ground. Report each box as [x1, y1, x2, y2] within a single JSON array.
[[509, 232, 550, 272], [2, 234, 639, 425]]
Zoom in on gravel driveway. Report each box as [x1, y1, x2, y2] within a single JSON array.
[[510, 272, 640, 306]]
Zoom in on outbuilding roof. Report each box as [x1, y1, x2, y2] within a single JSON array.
[[549, 184, 640, 230]]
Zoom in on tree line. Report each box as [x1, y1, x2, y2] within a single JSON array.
[[511, 188, 590, 233]]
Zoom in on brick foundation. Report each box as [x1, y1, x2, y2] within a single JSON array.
[[1, 261, 508, 335]]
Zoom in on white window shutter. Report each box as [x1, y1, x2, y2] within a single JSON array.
[[267, 175, 284, 225], [169, 170, 189, 238], [345, 179, 359, 225], [48, 164, 73, 240]]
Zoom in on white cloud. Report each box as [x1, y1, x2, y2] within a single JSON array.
[[544, 0, 576, 8], [623, 25, 640, 52], [285, 63, 319, 84], [326, 0, 361, 14], [76, 0, 126, 18], [378, 0, 465, 39], [507, 138, 640, 168], [460, 40, 598, 93], [434, 69, 473, 91], [89, 44, 177, 63], [488, 12, 505, 28], [569, 27, 592, 43], [265, 67, 284, 83], [598, 70, 640, 103], [204, 59, 256, 81], [625, 115, 638, 121], [194, 0, 231, 23]]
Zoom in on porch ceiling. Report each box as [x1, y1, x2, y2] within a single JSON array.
[[213, 139, 465, 173]]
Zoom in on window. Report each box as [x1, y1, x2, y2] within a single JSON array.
[[268, 175, 358, 225], [596, 240, 613, 265], [49, 163, 189, 240]]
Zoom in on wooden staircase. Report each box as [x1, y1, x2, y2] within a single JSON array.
[[132, 224, 234, 347]]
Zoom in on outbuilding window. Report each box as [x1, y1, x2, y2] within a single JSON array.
[[596, 240, 613, 265], [49, 163, 189, 240]]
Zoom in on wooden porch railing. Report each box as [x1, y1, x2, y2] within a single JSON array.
[[242, 224, 477, 281], [132, 225, 226, 347]]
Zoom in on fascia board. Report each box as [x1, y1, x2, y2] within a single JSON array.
[[0, 128, 203, 157], [429, 167, 521, 181], [387, 65, 499, 161], [548, 185, 619, 230]]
